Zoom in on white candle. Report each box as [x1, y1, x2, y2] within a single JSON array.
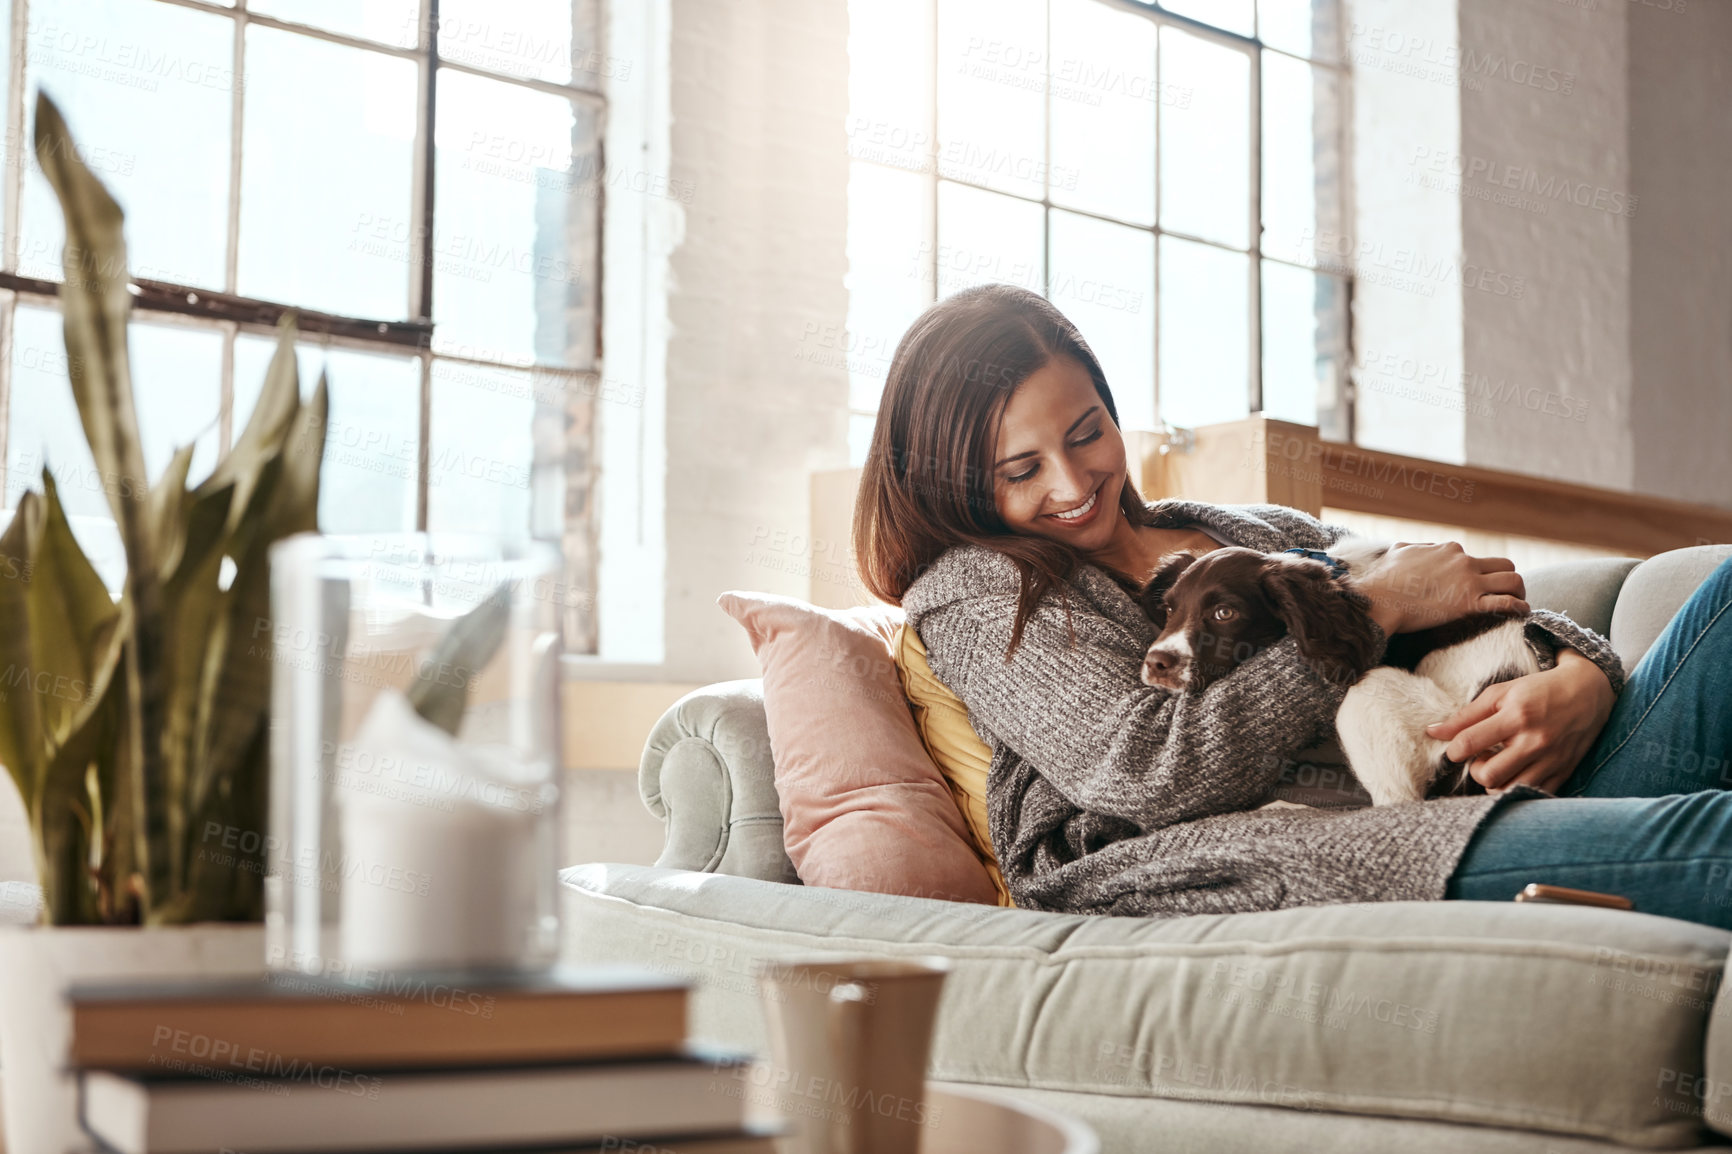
[[338, 690, 543, 972]]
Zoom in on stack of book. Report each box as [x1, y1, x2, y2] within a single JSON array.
[[68, 965, 774, 1154]]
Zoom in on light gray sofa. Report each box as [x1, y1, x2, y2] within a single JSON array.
[[560, 546, 1732, 1153]]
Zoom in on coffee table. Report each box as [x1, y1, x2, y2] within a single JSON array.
[[922, 1083, 1099, 1154], [742, 1065, 1096, 1154]]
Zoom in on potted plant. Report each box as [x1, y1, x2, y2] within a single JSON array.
[[0, 93, 327, 1154]]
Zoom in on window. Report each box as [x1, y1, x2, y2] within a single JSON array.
[[844, 0, 1349, 462], [0, 0, 607, 651]]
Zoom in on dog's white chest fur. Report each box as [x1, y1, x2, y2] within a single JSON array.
[[1325, 540, 1541, 805]]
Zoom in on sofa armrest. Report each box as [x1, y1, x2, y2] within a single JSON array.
[[1610, 545, 1732, 670], [637, 678, 799, 885], [1523, 556, 1641, 638]]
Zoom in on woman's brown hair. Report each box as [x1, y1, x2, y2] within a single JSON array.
[[853, 283, 1154, 653]]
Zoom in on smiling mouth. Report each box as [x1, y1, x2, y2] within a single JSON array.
[[1047, 485, 1102, 523]]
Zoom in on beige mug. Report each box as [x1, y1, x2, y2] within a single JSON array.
[[756, 957, 951, 1154]]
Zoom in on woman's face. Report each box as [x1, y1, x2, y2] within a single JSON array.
[[991, 355, 1127, 552]]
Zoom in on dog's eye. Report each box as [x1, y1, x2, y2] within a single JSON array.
[[1211, 606, 1236, 622]]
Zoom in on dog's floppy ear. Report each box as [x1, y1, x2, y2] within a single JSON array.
[[1137, 551, 1198, 630], [1261, 558, 1382, 685]]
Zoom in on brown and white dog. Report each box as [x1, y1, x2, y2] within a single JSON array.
[[1135, 544, 1542, 805]]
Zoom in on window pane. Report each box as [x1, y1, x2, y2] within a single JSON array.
[[848, 0, 934, 175], [433, 70, 599, 369], [1159, 27, 1250, 249], [935, 182, 1043, 300], [1049, 211, 1155, 431], [9, 305, 106, 520], [237, 28, 417, 319], [1261, 259, 1347, 438], [1158, 236, 1249, 429], [248, 0, 419, 48], [1049, 0, 1155, 226], [7, 308, 220, 515], [427, 360, 534, 536], [131, 322, 223, 486], [20, 0, 232, 288], [1164, 0, 1255, 36], [234, 336, 420, 533], [846, 162, 932, 412], [1261, 52, 1341, 268], [438, 0, 601, 87], [4, 305, 131, 589], [1258, 0, 1342, 62], [936, 0, 1046, 200]]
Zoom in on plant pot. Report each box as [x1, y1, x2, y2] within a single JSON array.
[[0, 923, 264, 1154]]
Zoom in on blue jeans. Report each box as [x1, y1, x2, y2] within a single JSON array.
[[1445, 557, 1732, 928]]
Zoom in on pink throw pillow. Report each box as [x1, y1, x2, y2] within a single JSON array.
[[717, 591, 999, 905]]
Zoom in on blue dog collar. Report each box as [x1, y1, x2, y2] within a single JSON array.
[[1283, 547, 1350, 579]]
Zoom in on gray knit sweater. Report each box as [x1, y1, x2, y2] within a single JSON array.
[[900, 500, 1627, 917]]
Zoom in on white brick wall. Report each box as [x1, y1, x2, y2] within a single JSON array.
[[659, 0, 852, 684], [1350, 0, 1730, 509], [1458, 0, 1633, 490], [1627, 0, 1732, 507]]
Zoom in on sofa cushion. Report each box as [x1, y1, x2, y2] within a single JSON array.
[[1610, 546, 1732, 670], [716, 592, 999, 905], [894, 623, 1012, 906], [562, 863, 1730, 1149]]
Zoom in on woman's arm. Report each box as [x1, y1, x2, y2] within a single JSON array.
[[1426, 608, 1625, 793], [1524, 609, 1627, 696], [1427, 648, 1617, 794], [916, 587, 1380, 831]]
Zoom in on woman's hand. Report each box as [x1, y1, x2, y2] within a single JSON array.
[[1424, 648, 1616, 795], [1356, 542, 1528, 637]]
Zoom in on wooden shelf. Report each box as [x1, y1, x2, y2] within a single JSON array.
[[1139, 418, 1732, 558]]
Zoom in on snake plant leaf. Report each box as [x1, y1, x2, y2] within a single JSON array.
[[22, 103, 329, 925], [173, 719, 268, 925], [26, 473, 121, 750], [32, 94, 154, 568], [163, 481, 235, 600], [279, 371, 327, 524], [194, 373, 324, 800], [147, 444, 196, 583], [35, 639, 123, 924], [40, 474, 119, 650], [408, 582, 513, 736], [197, 315, 300, 535], [189, 452, 283, 830], [157, 477, 234, 811], [157, 485, 235, 887], [33, 580, 131, 924], [0, 495, 45, 809], [84, 599, 137, 923], [35, 93, 173, 911], [139, 444, 198, 875]]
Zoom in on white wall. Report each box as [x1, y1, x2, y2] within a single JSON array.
[[1349, 0, 1730, 510], [1345, 0, 1466, 465], [658, 0, 852, 683], [594, 0, 674, 667], [1457, 0, 1632, 490], [1627, 0, 1732, 508]]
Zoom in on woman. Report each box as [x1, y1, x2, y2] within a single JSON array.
[[854, 283, 1732, 926]]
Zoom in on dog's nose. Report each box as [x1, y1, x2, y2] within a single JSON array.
[[1142, 647, 1184, 686]]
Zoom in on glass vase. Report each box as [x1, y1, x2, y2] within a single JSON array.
[[263, 533, 564, 980]]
